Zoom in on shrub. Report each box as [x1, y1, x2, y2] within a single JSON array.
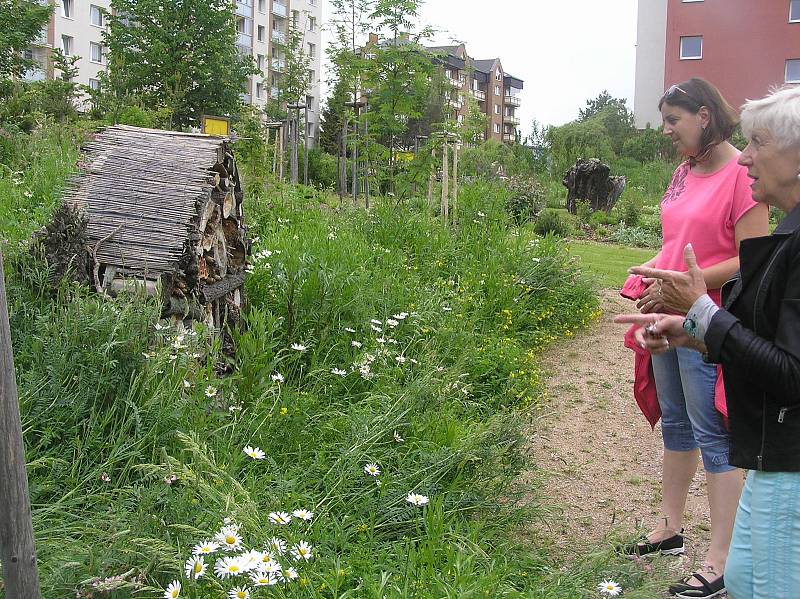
[[503, 176, 545, 224], [608, 223, 661, 248], [534, 209, 571, 237], [614, 193, 642, 227], [575, 199, 593, 226], [589, 209, 617, 228]]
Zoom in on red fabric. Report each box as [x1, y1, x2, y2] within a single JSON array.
[[620, 276, 728, 430]]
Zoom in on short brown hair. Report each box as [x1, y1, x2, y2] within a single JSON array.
[[659, 78, 739, 162]]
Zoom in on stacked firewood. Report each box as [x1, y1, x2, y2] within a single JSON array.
[[48, 125, 249, 345]]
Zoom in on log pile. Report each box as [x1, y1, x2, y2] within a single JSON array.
[[562, 158, 626, 214], [43, 125, 250, 347]]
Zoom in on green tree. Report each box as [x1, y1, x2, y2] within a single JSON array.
[[578, 90, 634, 154], [0, 0, 52, 80], [621, 124, 673, 163], [279, 24, 312, 105], [460, 94, 488, 146], [546, 118, 615, 176], [319, 76, 351, 155], [103, 0, 256, 128]]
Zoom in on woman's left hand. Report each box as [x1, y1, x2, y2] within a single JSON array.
[[629, 244, 707, 313]]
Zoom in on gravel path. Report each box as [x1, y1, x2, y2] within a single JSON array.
[[520, 289, 714, 571]]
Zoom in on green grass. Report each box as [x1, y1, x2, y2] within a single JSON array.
[[567, 240, 656, 288], [1, 122, 683, 599]]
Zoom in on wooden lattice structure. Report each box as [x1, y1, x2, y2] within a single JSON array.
[[56, 125, 249, 341]]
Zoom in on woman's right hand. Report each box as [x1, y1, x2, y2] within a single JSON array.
[[636, 277, 665, 314]]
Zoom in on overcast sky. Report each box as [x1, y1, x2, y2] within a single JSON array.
[[321, 0, 638, 137]]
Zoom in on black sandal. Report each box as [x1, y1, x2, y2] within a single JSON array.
[[668, 572, 725, 598], [619, 528, 685, 556]]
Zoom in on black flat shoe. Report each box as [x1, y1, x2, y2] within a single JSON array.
[[619, 529, 685, 556], [668, 572, 725, 598]]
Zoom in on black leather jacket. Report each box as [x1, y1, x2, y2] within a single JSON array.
[[706, 203, 800, 472]]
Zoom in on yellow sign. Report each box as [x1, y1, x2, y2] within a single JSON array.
[[396, 152, 415, 163], [202, 115, 230, 136]]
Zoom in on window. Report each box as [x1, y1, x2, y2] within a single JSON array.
[[307, 122, 314, 137], [494, 84, 500, 96], [307, 43, 316, 58], [306, 94, 314, 107], [258, 0, 266, 12], [791, 0, 800, 22], [90, 5, 104, 27], [679, 36, 703, 60], [493, 123, 501, 133], [61, 35, 73, 55], [236, 17, 248, 34], [90, 42, 103, 63], [495, 70, 501, 81], [308, 16, 316, 31], [62, 0, 73, 18], [258, 25, 265, 41], [494, 104, 500, 115], [786, 59, 800, 83], [292, 10, 299, 28], [308, 69, 314, 84], [89, 78, 101, 91], [256, 82, 263, 98], [257, 54, 265, 71]]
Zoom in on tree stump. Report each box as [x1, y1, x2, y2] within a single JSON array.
[[562, 158, 626, 214]]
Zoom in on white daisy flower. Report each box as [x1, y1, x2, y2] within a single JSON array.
[[184, 556, 206, 580], [442, 306, 452, 312], [280, 566, 299, 581], [351, 340, 363, 348], [477, 211, 486, 217], [266, 537, 286, 555], [386, 318, 399, 327], [331, 368, 347, 377], [387, 338, 398, 345], [228, 585, 250, 599], [260, 559, 282, 574], [364, 463, 381, 476], [597, 580, 622, 596], [238, 550, 263, 571], [370, 324, 383, 333], [214, 526, 243, 551], [345, 327, 356, 333], [370, 319, 383, 326], [250, 570, 278, 586], [192, 540, 220, 555], [268, 511, 292, 525], [214, 556, 246, 578], [163, 580, 181, 598], [290, 540, 313, 561], [183, 380, 191, 388], [395, 356, 406, 364], [290, 342, 308, 352], [292, 508, 314, 521], [204, 385, 217, 398], [376, 337, 386, 344], [271, 373, 285, 383], [406, 492, 429, 507], [392, 313, 407, 320], [243, 445, 265, 460], [393, 430, 404, 443]]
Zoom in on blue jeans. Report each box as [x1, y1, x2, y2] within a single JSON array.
[[651, 347, 733, 474], [725, 470, 800, 599]]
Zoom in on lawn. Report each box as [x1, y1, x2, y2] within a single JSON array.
[[567, 240, 656, 288]]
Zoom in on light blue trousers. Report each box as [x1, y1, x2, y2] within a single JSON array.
[[725, 470, 800, 599]]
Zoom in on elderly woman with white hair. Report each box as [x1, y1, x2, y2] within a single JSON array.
[[617, 84, 800, 599]]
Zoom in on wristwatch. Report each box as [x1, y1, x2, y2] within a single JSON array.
[[682, 316, 699, 339]]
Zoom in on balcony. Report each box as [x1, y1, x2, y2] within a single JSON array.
[[503, 114, 520, 125], [271, 29, 286, 44], [505, 94, 521, 107], [470, 89, 486, 101], [503, 133, 516, 143], [272, 58, 285, 71], [270, 86, 279, 99], [448, 97, 463, 109], [272, 1, 287, 17]]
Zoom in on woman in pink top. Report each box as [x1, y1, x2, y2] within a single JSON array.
[[622, 78, 768, 598]]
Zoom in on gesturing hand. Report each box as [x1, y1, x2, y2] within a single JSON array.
[[613, 313, 691, 354], [629, 244, 707, 314]]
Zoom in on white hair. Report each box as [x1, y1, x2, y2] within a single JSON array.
[[740, 85, 800, 149]]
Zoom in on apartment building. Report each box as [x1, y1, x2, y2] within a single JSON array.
[[25, 0, 322, 145], [428, 43, 523, 144], [237, 0, 322, 144], [634, 0, 800, 128]]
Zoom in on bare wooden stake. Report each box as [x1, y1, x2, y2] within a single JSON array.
[[441, 142, 449, 225], [427, 146, 435, 205], [452, 142, 459, 224], [0, 250, 42, 599]]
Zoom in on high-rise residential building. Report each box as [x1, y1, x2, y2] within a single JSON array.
[[24, 0, 322, 144], [427, 43, 523, 144], [634, 0, 800, 128]]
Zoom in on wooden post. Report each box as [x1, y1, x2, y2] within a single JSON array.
[[363, 110, 370, 210], [340, 116, 348, 201], [452, 142, 459, 224], [441, 142, 449, 225], [427, 146, 435, 205], [278, 125, 285, 182], [271, 129, 278, 176], [303, 105, 309, 187], [351, 111, 359, 207], [0, 250, 42, 599]]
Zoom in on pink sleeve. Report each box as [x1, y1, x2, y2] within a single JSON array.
[[730, 165, 758, 225]]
